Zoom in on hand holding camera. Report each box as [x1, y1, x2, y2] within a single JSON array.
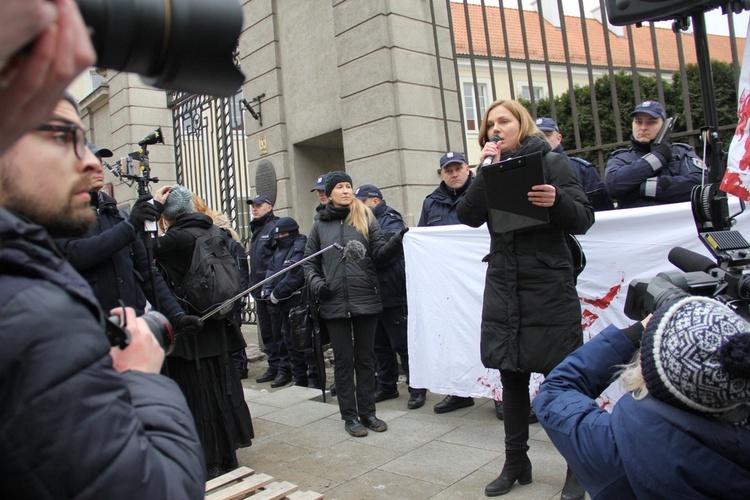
[[129, 195, 160, 231], [108, 307, 167, 374]]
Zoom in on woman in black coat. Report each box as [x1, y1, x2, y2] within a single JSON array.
[[302, 171, 404, 437], [153, 184, 254, 480], [456, 99, 594, 498]]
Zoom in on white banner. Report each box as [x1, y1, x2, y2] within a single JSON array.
[[723, 18, 750, 202], [404, 201, 750, 408]]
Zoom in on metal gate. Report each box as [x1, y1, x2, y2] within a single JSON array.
[[167, 90, 256, 323]]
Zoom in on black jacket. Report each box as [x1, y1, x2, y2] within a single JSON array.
[[302, 204, 404, 320], [154, 213, 246, 359], [0, 207, 205, 498], [457, 135, 595, 374], [249, 211, 277, 298], [418, 173, 474, 226], [56, 192, 184, 321], [371, 201, 407, 308], [261, 232, 307, 309]]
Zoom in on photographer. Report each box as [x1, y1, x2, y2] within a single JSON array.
[[56, 143, 203, 337], [605, 101, 705, 209], [0, 0, 95, 155], [533, 296, 750, 499], [0, 95, 205, 497]]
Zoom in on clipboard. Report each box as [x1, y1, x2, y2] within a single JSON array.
[[481, 150, 549, 233]]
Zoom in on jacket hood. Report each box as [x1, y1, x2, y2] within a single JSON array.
[[169, 212, 214, 231]]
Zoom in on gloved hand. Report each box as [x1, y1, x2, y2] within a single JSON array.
[[269, 292, 279, 305], [129, 195, 160, 230], [399, 226, 409, 237], [174, 314, 203, 336], [650, 141, 672, 166], [316, 284, 331, 299]]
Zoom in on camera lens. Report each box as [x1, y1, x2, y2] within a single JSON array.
[[75, 0, 244, 97], [140, 311, 175, 355]]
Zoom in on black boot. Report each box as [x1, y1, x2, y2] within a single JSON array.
[[560, 466, 586, 500], [484, 450, 532, 497]]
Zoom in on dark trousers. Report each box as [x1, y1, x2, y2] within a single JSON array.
[[500, 370, 532, 452], [270, 303, 318, 385], [256, 299, 290, 375], [374, 305, 421, 395], [325, 314, 378, 421]]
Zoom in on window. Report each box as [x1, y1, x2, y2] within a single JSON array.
[[521, 85, 544, 101], [463, 82, 489, 131]]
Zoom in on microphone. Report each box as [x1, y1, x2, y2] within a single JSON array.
[[343, 240, 367, 263], [480, 135, 502, 167], [668, 247, 716, 273]]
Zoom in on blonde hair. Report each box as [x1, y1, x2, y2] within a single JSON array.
[[478, 99, 541, 149], [619, 351, 649, 400], [346, 198, 374, 239]]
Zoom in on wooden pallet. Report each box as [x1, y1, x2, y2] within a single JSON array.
[[205, 466, 324, 500]]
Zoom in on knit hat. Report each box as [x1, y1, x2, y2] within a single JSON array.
[[325, 171, 353, 197], [640, 296, 750, 422], [275, 216, 299, 234], [162, 184, 195, 219]]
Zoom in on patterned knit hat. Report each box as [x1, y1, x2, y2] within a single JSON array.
[[325, 171, 353, 197], [640, 296, 750, 422], [162, 184, 195, 220]]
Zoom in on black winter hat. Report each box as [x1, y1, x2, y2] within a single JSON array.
[[275, 217, 299, 234], [325, 171, 353, 197], [640, 296, 750, 423]]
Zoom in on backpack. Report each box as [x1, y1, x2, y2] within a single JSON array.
[[174, 225, 243, 318]]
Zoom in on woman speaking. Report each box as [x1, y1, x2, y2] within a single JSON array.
[[457, 100, 594, 498]]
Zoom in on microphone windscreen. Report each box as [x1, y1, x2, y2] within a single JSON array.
[[344, 240, 367, 263], [668, 247, 716, 273]]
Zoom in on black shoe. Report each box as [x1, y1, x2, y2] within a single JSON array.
[[293, 378, 308, 387], [255, 370, 276, 383], [485, 450, 532, 496], [206, 463, 223, 480], [270, 372, 292, 388], [495, 400, 503, 420], [407, 393, 426, 409], [560, 466, 585, 500], [361, 415, 388, 432], [239, 370, 249, 380], [374, 388, 399, 402], [308, 380, 321, 390], [433, 395, 474, 414], [344, 418, 368, 437], [494, 401, 538, 424], [529, 407, 539, 425]]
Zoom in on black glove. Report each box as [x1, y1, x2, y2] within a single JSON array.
[[399, 226, 409, 237], [650, 142, 672, 166], [316, 284, 331, 299], [174, 314, 203, 336], [129, 195, 160, 230]]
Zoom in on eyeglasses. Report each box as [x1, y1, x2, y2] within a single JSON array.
[[35, 123, 89, 159]]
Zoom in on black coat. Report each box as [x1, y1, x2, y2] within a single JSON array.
[[261, 232, 307, 305], [457, 135, 595, 374], [57, 192, 184, 321], [248, 211, 277, 298], [0, 207, 205, 498], [371, 201, 407, 308], [154, 213, 246, 359], [302, 204, 404, 320]]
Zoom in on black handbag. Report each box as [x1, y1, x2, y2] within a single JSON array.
[[289, 302, 313, 351]]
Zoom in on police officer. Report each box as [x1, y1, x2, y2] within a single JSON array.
[[418, 152, 475, 413], [605, 101, 705, 209], [355, 184, 423, 409], [536, 117, 614, 211]]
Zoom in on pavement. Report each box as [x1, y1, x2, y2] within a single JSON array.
[[238, 324, 584, 500]]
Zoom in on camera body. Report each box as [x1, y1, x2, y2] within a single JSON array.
[[106, 310, 175, 355]]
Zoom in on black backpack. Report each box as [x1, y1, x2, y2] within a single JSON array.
[[174, 225, 243, 318]]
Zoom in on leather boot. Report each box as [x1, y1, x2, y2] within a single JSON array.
[[560, 466, 586, 500], [484, 450, 532, 497]]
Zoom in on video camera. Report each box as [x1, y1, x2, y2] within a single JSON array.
[[75, 0, 244, 97], [107, 127, 164, 198], [609, 0, 750, 320]]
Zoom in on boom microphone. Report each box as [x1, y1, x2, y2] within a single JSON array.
[[343, 240, 367, 263], [668, 247, 717, 273], [480, 135, 503, 167]]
